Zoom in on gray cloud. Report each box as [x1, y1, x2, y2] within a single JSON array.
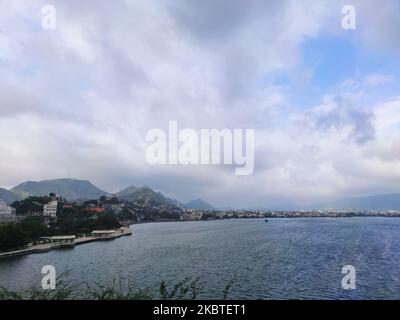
[[0, 0, 400, 207], [303, 94, 376, 145]]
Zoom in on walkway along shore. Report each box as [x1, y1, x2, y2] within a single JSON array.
[[0, 227, 132, 259]]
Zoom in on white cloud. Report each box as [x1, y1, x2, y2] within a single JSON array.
[[363, 73, 395, 87], [0, 0, 400, 206]]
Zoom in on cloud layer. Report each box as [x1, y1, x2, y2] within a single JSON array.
[[0, 0, 400, 207]]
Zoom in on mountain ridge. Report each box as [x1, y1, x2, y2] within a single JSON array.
[[118, 186, 180, 206], [7, 178, 399, 211], [0, 187, 20, 204], [11, 178, 107, 201], [184, 198, 214, 210], [115, 185, 140, 197], [309, 193, 400, 211], [263, 193, 400, 211]]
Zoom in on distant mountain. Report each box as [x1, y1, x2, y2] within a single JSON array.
[[0, 187, 20, 204], [115, 185, 139, 197], [184, 198, 214, 210], [310, 193, 400, 211], [263, 203, 305, 211], [11, 179, 107, 201], [119, 186, 179, 206]]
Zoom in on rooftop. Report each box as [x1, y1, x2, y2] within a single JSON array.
[[91, 230, 115, 234], [48, 235, 76, 240]]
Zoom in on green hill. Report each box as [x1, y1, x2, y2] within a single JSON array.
[[119, 186, 179, 206], [115, 185, 139, 197], [11, 179, 107, 201], [184, 198, 214, 210]]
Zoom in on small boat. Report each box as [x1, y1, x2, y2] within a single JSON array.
[[265, 219, 268, 222]]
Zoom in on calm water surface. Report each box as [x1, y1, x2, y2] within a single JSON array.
[[1, 218, 400, 299]]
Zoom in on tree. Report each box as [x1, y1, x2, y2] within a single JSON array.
[[0, 223, 28, 251]]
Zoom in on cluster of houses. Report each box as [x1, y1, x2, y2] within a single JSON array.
[[0, 199, 16, 217], [82, 201, 126, 215], [1, 190, 215, 223], [0, 199, 18, 223], [6, 193, 129, 219], [180, 209, 203, 221]]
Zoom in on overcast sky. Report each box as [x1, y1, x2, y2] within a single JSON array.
[[1, 0, 400, 208]]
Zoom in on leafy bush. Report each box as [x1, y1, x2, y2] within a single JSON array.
[[0, 273, 234, 300]]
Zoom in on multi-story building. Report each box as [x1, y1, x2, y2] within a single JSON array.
[[43, 200, 58, 217]]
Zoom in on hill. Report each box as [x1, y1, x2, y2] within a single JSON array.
[[0, 187, 20, 204], [310, 193, 400, 211], [115, 185, 139, 197], [11, 179, 107, 201], [184, 198, 214, 210], [119, 186, 179, 206]]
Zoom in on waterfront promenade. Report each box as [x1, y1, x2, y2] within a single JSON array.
[[0, 227, 132, 259]]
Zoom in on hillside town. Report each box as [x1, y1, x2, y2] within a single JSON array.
[[2, 193, 400, 225], [1, 178, 400, 256], [1, 186, 400, 258]]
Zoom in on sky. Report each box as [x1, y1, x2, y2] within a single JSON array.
[[0, 0, 400, 208]]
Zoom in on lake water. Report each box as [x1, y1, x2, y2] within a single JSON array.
[[1, 218, 400, 299]]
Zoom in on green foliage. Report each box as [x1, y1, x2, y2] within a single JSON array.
[[19, 217, 50, 239], [52, 212, 121, 236], [0, 223, 28, 252], [12, 197, 49, 215], [120, 186, 170, 205], [85, 279, 152, 300], [0, 272, 77, 300], [0, 274, 234, 300], [0, 211, 121, 252], [0, 217, 49, 252], [96, 214, 121, 229], [159, 277, 200, 300]]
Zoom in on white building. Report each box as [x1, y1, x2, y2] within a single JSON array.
[[0, 199, 15, 216], [43, 200, 58, 217]]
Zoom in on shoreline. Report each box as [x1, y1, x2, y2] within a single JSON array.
[[126, 215, 400, 226], [1, 216, 397, 259], [0, 227, 132, 260]]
